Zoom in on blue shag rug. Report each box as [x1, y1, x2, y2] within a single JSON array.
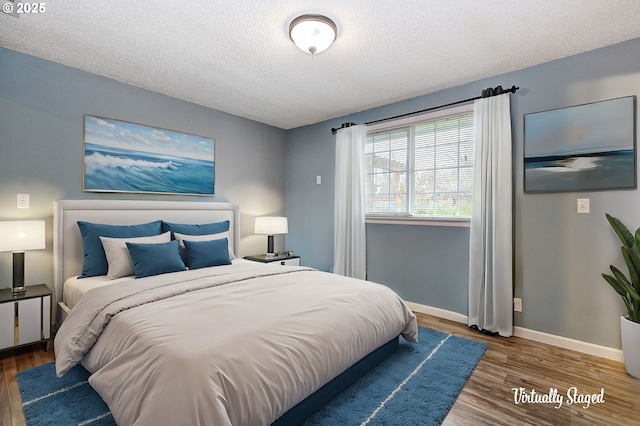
[[17, 361, 114, 426], [17, 327, 486, 426]]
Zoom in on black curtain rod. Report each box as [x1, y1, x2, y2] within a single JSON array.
[[330, 85, 519, 134]]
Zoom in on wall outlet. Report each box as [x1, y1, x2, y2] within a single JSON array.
[[513, 297, 523, 312], [316, 175, 322, 185]]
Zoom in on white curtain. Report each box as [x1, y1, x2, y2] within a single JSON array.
[[334, 125, 367, 279], [468, 94, 513, 337]]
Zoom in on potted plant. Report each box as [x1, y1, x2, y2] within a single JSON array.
[[602, 213, 640, 379]]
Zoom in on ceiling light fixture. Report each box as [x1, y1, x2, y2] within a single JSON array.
[[289, 14, 337, 55]]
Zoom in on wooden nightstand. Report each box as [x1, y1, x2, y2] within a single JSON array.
[[0, 284, 51, 352], [244, 253, 301, 266]]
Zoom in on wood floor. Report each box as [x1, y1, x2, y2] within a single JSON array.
[[419, 313, 640, 426], [1, 342, 54, 426], [1, 312, 639, 425]]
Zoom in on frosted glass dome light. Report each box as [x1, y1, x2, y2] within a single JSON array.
[[289, 14, 337, 55]]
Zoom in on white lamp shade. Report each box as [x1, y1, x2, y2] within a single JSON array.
[[0, 220, 46, 252], [289, 15, 337, 54], [255, 217, 288, 235]]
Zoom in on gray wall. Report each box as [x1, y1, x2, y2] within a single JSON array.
[[285, 38, 640, 349], [0, 47, 287, 291], [3, 37, 639, 350]]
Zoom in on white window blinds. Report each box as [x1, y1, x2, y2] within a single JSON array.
[[365, 109, 474, 218]]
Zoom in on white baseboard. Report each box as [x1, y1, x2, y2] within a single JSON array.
[[405, 301, 469, 324], [513, 326, 624, 362], [406, 301, 624, 362]]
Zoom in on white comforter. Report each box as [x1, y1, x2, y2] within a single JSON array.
[[55, 262, 418, 426]]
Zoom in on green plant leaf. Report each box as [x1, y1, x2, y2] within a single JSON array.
[[610, 266, 630, 286], [628, 245, 640, 292], [622, 246, 640, 292], [602, 273, 635, 318], [604, 269, 631, 297], [606, 213, 635, 248], [603, 214, 640, 324], [612, 267, 640, 302]]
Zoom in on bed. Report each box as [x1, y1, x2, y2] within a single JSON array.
[[53, 200, 418, 425]]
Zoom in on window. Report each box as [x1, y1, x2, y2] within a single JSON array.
[[364, 105, 474, 221]]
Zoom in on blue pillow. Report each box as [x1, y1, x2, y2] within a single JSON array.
[[77, 220, 162, 278], [161, 220, 230, 238], [126, 240, 186, 278], [184, 238, 232, 270]]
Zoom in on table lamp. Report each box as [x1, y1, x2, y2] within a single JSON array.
[[255, 217, 288, 258], [0, 220, 45, 294]]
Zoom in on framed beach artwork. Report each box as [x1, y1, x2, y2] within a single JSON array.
[[524, 96, 636, 193], [83, 115, 215, 195]]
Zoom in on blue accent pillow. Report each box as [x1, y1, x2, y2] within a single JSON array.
[[126, 240, 186, 278], [184, 238, 232, 270], [77, 220, 162, 278], [161, 220, 230, 238]]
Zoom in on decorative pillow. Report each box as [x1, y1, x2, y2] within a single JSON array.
[[77, 220, 163, 278], [100, 232, 171, 279], [161, 220, 230, 238], [125, 240, 186, 279], [173, 231, 236, 259], [184, 238, 232, 270]]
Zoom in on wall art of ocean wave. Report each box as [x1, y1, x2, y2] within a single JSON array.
[[84, 143, 214, 195]]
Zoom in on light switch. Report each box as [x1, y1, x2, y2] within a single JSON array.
[[17, 194, 29, 209], [316, 175, 322, 185], [577, 198, 590, 214]]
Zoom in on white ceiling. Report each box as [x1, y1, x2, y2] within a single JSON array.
[[1, 1, 639, 130]]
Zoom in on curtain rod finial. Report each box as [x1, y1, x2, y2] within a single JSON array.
[[331, 122, 357, 134]]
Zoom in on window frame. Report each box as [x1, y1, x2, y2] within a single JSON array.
[[364, 103, 474, 227]]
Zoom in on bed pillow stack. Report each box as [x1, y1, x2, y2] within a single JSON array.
[[78, 219, 233, 279], [99, 232, 172, 279], [126, 240, 187, 278], [164, 220, 233, 268], [183, 238, 232, 269], [161, 220, 230, 237], [77, 220, 163, 278]]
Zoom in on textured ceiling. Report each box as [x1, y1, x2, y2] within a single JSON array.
[[1, 1, 639, 129]]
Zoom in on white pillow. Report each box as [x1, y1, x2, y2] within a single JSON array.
[[173, 231, 236, 259], [100, 232, 171, 279]]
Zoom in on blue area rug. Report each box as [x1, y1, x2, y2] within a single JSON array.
[[17, 361, 114, 426], [17, 327, 486, 426], [303, 327, 487, 425]]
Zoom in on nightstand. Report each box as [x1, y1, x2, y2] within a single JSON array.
[[0, 284, 51, 351], [244, 253, 301, 266]]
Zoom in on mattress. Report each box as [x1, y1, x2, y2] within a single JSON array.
[[55, 261, 417, 425], [62, 258, 253, 309], [63, 275, 131, 309]]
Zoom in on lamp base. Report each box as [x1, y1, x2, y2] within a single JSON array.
[[265, 235, 275, 258], [12, 286, 26, 295], [12, 252, 26, 295]]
